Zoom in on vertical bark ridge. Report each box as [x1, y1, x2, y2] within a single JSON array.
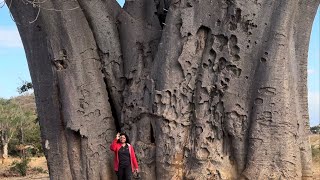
[[8, 1, 73, 179], [46, 1, 116, 179], [9, 0, 117, 179], [77, 0, 124, 126], [118, 1, 163, 179], [242, 1, 294, 178], [150, 3, 189, 179], [65, 129, 84, 179], [293, 1, 319, 178], [241, 0, 318, 179]]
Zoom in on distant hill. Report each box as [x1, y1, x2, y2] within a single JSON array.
[[10, 93, 36, 114]]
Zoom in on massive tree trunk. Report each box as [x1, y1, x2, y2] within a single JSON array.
[[8, 0, 319, 179]]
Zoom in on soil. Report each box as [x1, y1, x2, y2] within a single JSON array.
[[310, 134, 320, 179], [0, 157, 49, 180], [0, 134, 319, 179]]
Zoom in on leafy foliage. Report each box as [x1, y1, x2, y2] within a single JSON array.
[[9, 157, 31, 176], [31, 166, 48, 174], [17, 81, 33, 94], [0, 98, 26, 156], [0, 94, 42, 157], [311, 125, 320, 134]]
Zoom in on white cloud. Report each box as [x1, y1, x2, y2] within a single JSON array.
[[308, 69, 316, 75], [0, 27, 23, 48], [309, 91, 320, 106]]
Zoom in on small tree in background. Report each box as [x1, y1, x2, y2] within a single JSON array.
[[10, 95, 41, 157], [0, 99, 24, 159], [0, 95, 41, 159], [9, 157, 31, 176], [310, 125, 320, 134], [17, 81, 33, 94]]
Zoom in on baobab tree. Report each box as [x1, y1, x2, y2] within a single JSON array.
[[7, 0, 319, 179]]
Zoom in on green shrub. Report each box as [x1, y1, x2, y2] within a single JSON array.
[[10, 157, 31, 176], [310, 125, 320, 134], [31, 167, 48, 174]]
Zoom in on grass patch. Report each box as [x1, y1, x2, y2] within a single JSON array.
[[31, 167, 48, 174], [312, 145, 320, 162]]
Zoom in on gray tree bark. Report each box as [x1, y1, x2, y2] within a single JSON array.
[[8, 0, 319, 179]]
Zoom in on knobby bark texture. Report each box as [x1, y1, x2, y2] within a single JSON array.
[[8, 0, 319, 179]]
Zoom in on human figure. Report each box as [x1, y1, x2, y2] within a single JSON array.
[[110, 132, 139, 180]]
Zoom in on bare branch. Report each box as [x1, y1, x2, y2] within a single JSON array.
[[23, 0, 81, 12], [0, 1, 6, 8], [29, 3, 40, 23]]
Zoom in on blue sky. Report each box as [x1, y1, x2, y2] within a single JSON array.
[[308, 7, 320, 127], [0, 2, 318, 126]]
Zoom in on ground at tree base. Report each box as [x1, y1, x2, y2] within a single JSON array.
[[310, 134, 320, 179], [0, 157, 49, 180], [0, 134, 319, 180]]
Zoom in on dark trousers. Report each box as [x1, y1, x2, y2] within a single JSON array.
[[117, 166, 132, 180]]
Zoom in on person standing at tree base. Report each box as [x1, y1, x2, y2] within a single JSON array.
[[110, 132, 139, 180]]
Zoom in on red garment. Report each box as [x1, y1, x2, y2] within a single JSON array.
[[110, 138, 139, 172]]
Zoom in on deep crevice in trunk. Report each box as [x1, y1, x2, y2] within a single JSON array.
[[103, 76, 121, 132], [150, 122, 155, 143], [155, 0, 171, 28]]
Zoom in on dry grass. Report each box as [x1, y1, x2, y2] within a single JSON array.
[[310, 134, 320, 178], [0, 157, 48, 180]]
